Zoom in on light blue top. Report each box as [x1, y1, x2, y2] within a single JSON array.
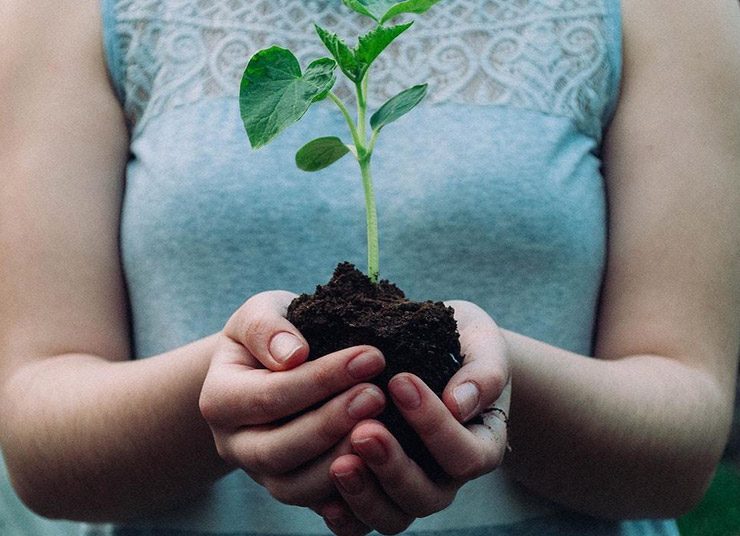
[[0, 0, 680, 534]]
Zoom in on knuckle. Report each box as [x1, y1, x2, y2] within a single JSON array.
[[199, 386, 241, 429], [263, 478, 308, 506], [310, 362, 342, 397], [373, 461, 407, 495], [406, 498, 436, 518], [213, 438, 236, 466], [243, 291, 272, 311], [244, 312, 274, 345], [231, 293, 280, 337], [244, 439, 283, 475], [224, 303, 250, 338], [315, 413, 348, 446], [248, 384, 286, 423], [416, 491, 455, 518], [412, 412, 443, 437], [486, 372, 508, 401], [250, 388, 274, 420], [446, 447, 488, 481], [198, 389, 221, 425]]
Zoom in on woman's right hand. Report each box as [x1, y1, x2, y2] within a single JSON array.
[[198, 291, 387, 509]]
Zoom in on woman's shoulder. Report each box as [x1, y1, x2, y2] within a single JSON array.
[[0, 0, 109, 96], [620, 0, 740, 71], [612, 0, 740, 148]]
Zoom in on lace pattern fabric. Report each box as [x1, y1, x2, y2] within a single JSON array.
[[108, 0, 619, 140]]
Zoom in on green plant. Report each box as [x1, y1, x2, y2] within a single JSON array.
[[239, 0, 440, 283]]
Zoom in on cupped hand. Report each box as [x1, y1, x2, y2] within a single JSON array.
[[318, 300, 511, 535], [199, 291, 387, 508]]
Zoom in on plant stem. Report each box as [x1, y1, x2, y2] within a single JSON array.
[[355, 73, 379, 282], [328, 92, 361, 149], [359, 155, 379, 283], [331, 76, 379, 282], [356, 80, 368, 142], [367, 129, 379, 154]]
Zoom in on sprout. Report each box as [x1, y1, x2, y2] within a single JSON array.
[[239, 0, 439, 283]]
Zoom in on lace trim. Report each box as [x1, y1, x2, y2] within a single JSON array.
[[111, 0, 617, 139]]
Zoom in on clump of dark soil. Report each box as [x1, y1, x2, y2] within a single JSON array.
[[287, 262, 463, 479]]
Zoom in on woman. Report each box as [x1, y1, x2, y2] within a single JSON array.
[[1, 0, 738, 534]]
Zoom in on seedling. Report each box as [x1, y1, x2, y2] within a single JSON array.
[[239, 0, 441, 283]]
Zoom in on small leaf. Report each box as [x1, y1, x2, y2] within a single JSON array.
[[379, 0, 442, 24], [370, 84, 428, 132], [239, 47, 337, 148], [304, 58, 339, 102], [315, 25, 362, 82], [342, 0, 440, 24], [341, 0, 386, 21], [295, 137, 351, 171], [355, 23, 412, 79], [316, 23, 412, 83]]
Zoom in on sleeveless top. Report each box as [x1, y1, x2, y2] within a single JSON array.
[[0, 0, 680, 534]]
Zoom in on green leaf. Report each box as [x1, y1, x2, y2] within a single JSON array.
[[315, 25, 362, 82], [341, 0, 383, 21], [316, 23, 410, 83], [355, 23, 412, 79], [342, 0, 440, 24], [239, 47, 337, 148], [379, 0, 442, 24], [370, 83, 428, 132], [295, 137, 351, 171]]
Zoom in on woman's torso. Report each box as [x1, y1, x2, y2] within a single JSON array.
[[3, 0, 680, 534]]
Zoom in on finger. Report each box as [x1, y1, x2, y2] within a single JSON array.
[[330, 455, 414, 535], [477, 377, 511, 453], [220, 384, 385, 474], [443, 300, 510, 422], [317, 501, 371, 536], [259, 436, 353, 507], [224, 290, 308, 370], [350, 421, 457, 518], [389, 373, 505, 481], [200, 342, 385, 427]]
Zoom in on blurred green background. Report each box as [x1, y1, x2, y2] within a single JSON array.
[[678, 462, 740, 536], [677, 377, 740, 536]]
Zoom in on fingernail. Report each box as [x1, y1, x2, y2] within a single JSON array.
[[352, 437, 387, 465], [390, 376, 421, 410], [347, 349, 384, 379], [454, 382, 481, 422], [347, 387, 384, 419], [324, 513, 347, 528], [333, 468, 363, 495], [269, 332, 303, 364], [322, 504, 348, 527]]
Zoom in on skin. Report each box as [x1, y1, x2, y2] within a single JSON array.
[[200, 293, 509, 536], [0, 0, 738, 533]]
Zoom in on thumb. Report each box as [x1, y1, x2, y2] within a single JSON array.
[[442, 300, 510, 423], [224, 290, 309, 371]]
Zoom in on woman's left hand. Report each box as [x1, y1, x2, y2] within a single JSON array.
[[316, 300, 511, 535]]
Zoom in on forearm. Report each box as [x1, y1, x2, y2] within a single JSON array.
[[502, 329, 734, 519], [0, 334, 230, 521]]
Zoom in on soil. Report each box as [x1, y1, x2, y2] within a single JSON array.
[[287, 262, 463, 479]]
